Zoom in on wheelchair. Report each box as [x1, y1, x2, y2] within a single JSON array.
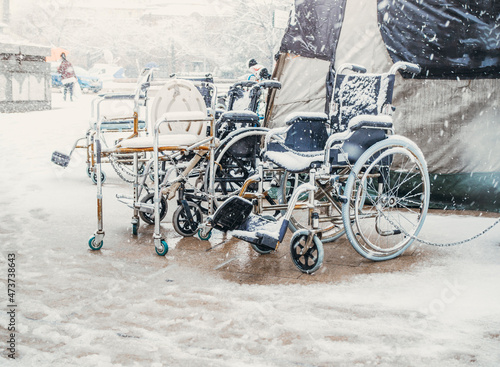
[[203, 61, 430, 273], [51, 68, 156, 184], [168, 80, 282, 238]]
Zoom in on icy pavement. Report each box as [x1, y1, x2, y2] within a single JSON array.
[[0, 93, 499, 366]]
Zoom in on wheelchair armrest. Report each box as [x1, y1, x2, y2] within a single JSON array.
[[347, 115, 393, 131], [285, 112, 328, 126], [264, 127, 288, 149], [97, 93, 137, 100]]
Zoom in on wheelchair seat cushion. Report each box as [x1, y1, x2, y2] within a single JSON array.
[[264, 143, 324, 173]]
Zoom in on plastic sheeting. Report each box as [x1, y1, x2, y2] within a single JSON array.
[[378, 0, 500, 79], [279, 0, 346, 61]]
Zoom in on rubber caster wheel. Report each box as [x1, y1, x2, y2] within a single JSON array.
[[88, 236, 103, 251], [139, 193, 167, 225], [132, 222, 138, 235], [173, 201, 202, 237], [91, 171, 106, 185], [290, 231, 324, 274], [250, 215, 276, 254], [198, 228, 212, 241], [87, 167, 92, 177], [155, 240, 168, 256]]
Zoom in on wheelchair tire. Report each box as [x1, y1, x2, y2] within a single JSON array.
[[277, 171, 345, 243], [341, 136, 430, 261], [155, 240, 169, 256], [204, 128, 268, 202], [88, 236, 103, 251], [290, 230, 324, 274], [139, 193, 168, 225], [173, 201, 203, 237], [91, 171, 106, 185]]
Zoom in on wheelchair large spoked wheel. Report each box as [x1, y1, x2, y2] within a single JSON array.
[[204, 129, 268, 201], [341, 136, 430, 261], [278, 171, 345, 243]]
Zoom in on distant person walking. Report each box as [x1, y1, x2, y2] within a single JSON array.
[[57, 53, 76, 101]]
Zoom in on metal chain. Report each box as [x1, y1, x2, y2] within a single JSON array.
[[347, 149, 500, 247], [378, 207, 500, 247], [109, 156, 136, 184], [274, 139, 326, 158]]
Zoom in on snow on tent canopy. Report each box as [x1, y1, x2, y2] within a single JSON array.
[[265, 0, 500, 212]]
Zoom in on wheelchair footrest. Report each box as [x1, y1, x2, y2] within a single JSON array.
[[231, 214, 284, 250], [51, 151, 71, 167]]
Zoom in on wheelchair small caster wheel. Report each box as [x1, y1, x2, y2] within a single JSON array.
[[139, 193, 167, 225], [290, 231, 324, 274], [173, 201, 202, 237], [91, 171, 106, 185], [132, 222, 138, 235], [87, 167, 92, 177], [88, 236, 103, 251], [198, 228, 212, 241], [155, 240, 168, 256]]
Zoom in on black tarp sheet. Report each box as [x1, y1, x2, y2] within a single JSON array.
[[378, 0, 500, 79], [279, 0, 346, 61]]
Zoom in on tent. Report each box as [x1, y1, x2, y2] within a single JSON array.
[[266, 0, 500, 212]]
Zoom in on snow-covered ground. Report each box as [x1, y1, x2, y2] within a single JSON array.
[[1, 93, 499, 366]]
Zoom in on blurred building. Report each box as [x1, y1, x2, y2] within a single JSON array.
[[1, 0, 51, 113]]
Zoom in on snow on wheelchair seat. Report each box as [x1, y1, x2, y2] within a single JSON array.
[[110, 79, 210, 150]]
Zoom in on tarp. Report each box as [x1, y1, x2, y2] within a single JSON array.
[[279, 0, 346, 61], [378, 0, 500, 79], [267, 0, 500, 211]]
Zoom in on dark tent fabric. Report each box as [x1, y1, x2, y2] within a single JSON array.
[[378, 0, 500, 79], [269, 0, 499, 211], [279, 0, 346, 61]]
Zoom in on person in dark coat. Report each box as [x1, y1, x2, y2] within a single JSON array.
[[57, 53, 76, 101], [247, 58, 271, 82]]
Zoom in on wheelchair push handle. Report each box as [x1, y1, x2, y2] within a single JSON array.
[[255, 80, 282, 90], [390, 61, 421, 75], [233, 81, 258, 89], [337, 63, 367, 74]]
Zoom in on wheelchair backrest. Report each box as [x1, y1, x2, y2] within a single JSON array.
[[150, 79, 208, 135], [284, 114, 329, 152], [227, 81, 257, 111], [330, 73, 395, 131]]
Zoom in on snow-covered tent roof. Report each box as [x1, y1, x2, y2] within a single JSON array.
[[266, 0, 500, 211]]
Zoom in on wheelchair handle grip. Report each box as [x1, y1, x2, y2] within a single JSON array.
[[390, 61, 421, 75], [337, 63, 367, 74], [233, 81, 257, 89], [257, 80, 282, 90], [349, 64, 367, 73]]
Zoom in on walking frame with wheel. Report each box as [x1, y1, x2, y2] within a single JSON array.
[[90, 78, 218, 255], [51, 68, 155, 184], [205, 61, 430, 274]]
